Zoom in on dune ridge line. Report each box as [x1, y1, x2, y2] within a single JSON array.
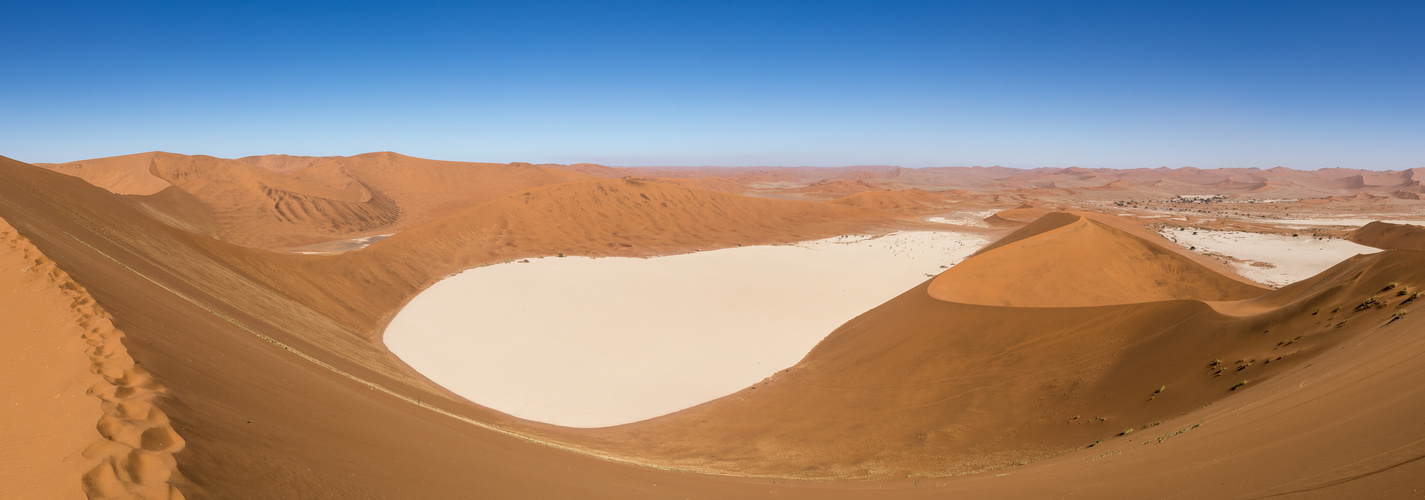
[[0, 217, 187, 499]]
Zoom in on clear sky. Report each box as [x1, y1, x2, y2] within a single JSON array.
[[2, 1, 1421, 169]]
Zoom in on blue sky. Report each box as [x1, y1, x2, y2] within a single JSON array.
[[2, 1, 1421, 169]]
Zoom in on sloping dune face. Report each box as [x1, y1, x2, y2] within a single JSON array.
[[38, 152, 593, 251], [37, 152, 173, 196], [0, 218, 185, 499], [1353, 221, 1425, 250], [927, 212, 1265, 307]]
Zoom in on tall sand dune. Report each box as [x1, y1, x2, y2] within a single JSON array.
[[36, 152, 174, 196], [38, 152, 594, 250], [1353, 220, 1425, 250], [927, 212, 1265, 307]]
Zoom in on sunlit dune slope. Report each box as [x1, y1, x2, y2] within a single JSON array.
[[39, 152, 593, 250], [0, 219, 103, 499], [827, 188, 963, 213], [0, 217, 187, 499], [1352, 220, 1425, 250], [37, 152, 173, 195], [926, 212, 1265, 307]]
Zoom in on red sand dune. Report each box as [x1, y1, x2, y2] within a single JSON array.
[[39, 152, 593, 251], [827, 188, 964, 213], [983, 201, 1051, 226], [5, 153, 1425, 498], [927, 212, 1264, 307], [1353, 221, 1425, 251]]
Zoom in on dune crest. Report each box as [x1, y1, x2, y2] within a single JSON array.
[[37, 152, 173, 196], [927, 212, 1265, 307], [0, 218, 186, 499]]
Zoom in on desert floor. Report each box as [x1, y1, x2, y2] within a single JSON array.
[[1158, 228, 1382, 287], [385, 230, 990, 427]]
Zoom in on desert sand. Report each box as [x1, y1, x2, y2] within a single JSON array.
[[0, 218, 184, 499], [4, 152, 1425, 498], [386, 231, 989, 427]]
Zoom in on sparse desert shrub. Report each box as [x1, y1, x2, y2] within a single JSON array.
[[1384, 282, 1398, 292], [1357, 296, 1385, 311], [1154, 385, 1165, 394], [1389, 309, 1410, 324], [1120, 427, 1134, 436], [1208, 358, 1221, 367], [1231, 380, 1248, 391]]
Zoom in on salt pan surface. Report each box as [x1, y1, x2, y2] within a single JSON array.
[[385, 231, 989, 427], [1160, 228, 1381, 288]]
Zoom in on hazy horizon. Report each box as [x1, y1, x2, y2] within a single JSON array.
[[29, 150, 1424, 173]]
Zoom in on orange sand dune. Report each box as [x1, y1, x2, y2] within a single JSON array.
[[1353, 220, 1425, 250], [37, 152, 174, 195], [40, 152, 594, 250], [928, 212, 1264, 307], [983, 201, 1051, 226], [0, 218, 184, 499], [827, 188, 965, 213], [787, 179, 888, 198], [5, 152, 1425, 498]]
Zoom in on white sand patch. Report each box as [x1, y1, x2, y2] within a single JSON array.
[[1248, 218, 1425, 229], [384, 231, 990, 428], [1159, 228, 1381, 288], [926, 210, 998, 227], [287, 233, 395, 255]]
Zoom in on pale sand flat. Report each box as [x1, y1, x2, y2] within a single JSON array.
[[1159, 227, 1382, 288], [384, 230, 989, 428]]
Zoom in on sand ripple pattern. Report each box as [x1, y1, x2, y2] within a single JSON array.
[[0, 222, 186, 499]]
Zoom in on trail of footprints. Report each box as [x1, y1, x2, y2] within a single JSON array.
[[2, 223, 186, 499]]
